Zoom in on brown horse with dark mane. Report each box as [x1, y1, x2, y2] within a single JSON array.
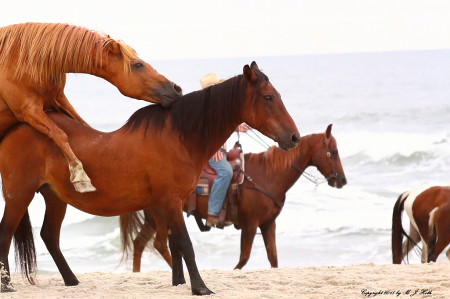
[[0, 62, 299, 295], [120, 124, 346, 271], [392, 183, 450, 264], [0, 22, 181, 193]]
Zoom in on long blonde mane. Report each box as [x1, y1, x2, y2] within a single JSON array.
[[0, 22, 138, 82]]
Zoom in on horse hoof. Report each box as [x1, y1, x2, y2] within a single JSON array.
[[172, 279, 186, 286], [1, 283, 16, 292], [64, 278, 79, 286], [192, 287, 214, 296], [73, 181, 97, 193]]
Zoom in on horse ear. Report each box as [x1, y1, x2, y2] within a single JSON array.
[[106, 40, 121, 55], [250, 61, 260, 71], [243, 65, 258, 84], [325, 124, 333, 139]]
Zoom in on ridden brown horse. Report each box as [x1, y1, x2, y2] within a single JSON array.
[[0, 22, 182, 193], [392, 183, 450, 264], [0, 62, 300, 295], [121, 124, 347, 271]]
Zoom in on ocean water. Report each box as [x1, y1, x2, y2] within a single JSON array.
[[3, 50, 450, 275]]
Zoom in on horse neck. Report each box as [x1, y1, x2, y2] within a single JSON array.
[[292, 134, 317, 174], [276, 135, 315, 193], [246, 134, 315, 196], [199, 114, 243, 166], [182, 81, 245, 165]]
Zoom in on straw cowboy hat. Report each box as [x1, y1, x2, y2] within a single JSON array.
[[200, 73, 225, 90]]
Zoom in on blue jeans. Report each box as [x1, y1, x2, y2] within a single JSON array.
[[207, 155, 233, 216]]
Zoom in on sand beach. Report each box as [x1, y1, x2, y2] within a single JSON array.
[[4, 262, 449, 298]]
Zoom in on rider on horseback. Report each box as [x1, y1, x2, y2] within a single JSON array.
[[199, 73, 249, 227]]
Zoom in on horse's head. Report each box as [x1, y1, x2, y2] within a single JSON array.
[[241, 62, 300, 150], [311, 124, 347, 189], [99, 39, 182, 107]]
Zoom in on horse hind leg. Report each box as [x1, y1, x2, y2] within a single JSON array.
[[234, 224, 258, 270], [426, 207, 439, 262], [0, 185, 37, 292], [131, 209, 158, 272], [39, 187, 78, 286], [428, 204, 450, 263], [15, 101, 95, 193], [146, 208, 172, 268]]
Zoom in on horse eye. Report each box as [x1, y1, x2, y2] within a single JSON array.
[[263, 95, 272, 101], [134, 62, 144, 69]]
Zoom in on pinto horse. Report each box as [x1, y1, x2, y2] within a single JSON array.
[[0, 62, 300, 295], [392, 183, 450, 264], [0, 22, 181, 193], [120, 124, 347, 271]]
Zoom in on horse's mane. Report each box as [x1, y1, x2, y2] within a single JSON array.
[[0, 22, 138, 82], [124, 74, 256, 155], [246, 134, 322, 174]]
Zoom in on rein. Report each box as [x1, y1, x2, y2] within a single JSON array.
[[243, 173, 285, 208], [291, 134, 338, 188], [246, 128, 271, 148], [291, 164, 336, 188]]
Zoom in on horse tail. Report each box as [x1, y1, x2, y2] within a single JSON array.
[[392, 191, 410, 264], [427, 207, 439, 262], [13, 209, 37, 285], [119, 212, 157, 265]]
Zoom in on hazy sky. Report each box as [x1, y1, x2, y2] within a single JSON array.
[[1, 0, 449, 60]]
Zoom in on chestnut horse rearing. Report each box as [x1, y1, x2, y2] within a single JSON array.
[[121, 125, 347, 272], [0, 22, 182, 193], [0, 62, 299, 295]]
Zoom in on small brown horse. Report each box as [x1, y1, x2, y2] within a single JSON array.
[[0, 22, 182, 193], [0, 62, 299, 295], [392, 183, 450, 264], [121, 124, 347, 271]]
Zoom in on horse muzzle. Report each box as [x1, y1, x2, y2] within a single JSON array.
[[278, 132, 301, 151], [328, 173, 347, 189], [156, 82, 183, 107]]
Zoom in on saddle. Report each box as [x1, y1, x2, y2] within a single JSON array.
[[187, 143, 244, 229]]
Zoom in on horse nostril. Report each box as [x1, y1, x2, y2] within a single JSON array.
[[291, 133, 300, 144], [173, 84, 183, 95], [341, 177, 347, 185]]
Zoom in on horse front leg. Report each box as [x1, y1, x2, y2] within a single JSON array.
[[260, 220, 278, 268], [53, 92, 91, 127], [162, 199, 213, 295], [15, 101, 95, 193]]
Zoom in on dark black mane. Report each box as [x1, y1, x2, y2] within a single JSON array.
[[123, 69, 268, 156], [124, 75, 247, 154]]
